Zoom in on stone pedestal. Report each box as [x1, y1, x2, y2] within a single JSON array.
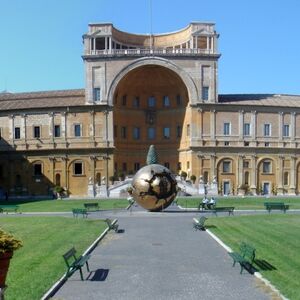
[[87, 184, 95, 197], [98, 185, 109, 197], [198, 182, 206, 195], [209, 182, 218, 195]]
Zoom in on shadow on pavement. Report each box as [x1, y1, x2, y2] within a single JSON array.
[[88, 269, 110, 281]]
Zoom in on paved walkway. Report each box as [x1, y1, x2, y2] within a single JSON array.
[[54, 209, 272, 300]]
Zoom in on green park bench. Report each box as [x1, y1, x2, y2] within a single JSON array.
[[72, 208, 88, 218], [193, 216, 207, 231], [62, 247, 90, 281], [0, 205, 20, 214], [228, 242, 256, 274], [264, 202, 289, 213], [105, 218, 119, 232], [212, 206, 234, 216], [83, 203, 99, 211]]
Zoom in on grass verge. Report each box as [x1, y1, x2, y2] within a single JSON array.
[[176, 196, 300, 210], [0, 198, 128, 212], [207, 214, 300, 300], [0, 217, 107, 300]]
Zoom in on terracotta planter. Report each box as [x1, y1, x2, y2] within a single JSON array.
[[0, 252, 13, 288]]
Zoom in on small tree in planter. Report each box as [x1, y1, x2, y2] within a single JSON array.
[[53, 186, 65, 199], [190, 175, 196, 184], [109, 176, 115, 185], [118, 172, 125, 181], [180, 171, 187, 181], [0, 229, 23, 287]]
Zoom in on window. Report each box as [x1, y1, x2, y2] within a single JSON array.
[[244, 123, 251, 136], [243, 161, 249, 168], [187, 161, 190, 169], [122, 163, 127, 172], [133, 127, 140, 140], [133, 97, 140, 108], [14, 127, 21, 139], [187, 124, 190, 136], [223, 123, 231, 135], [202, 86, 209, 101], [176, 125, 182, 138], [148, 127, 155, 139], [74, 162, 83, 175], [121, 126, 127, 138], [176, 94, 182, 106], [223, 161, 231, 173], [34, 163, 42, 176], [122, 95, 127, 106], [148, 96, 156, 107], [283, 124, 290, 137], [244, 171, 249, 185], [93, 88, 100, 102], [163, 127, 170, 139], [224, 141, 230, 146], [164, 162, 170, 169], [244, 141, 249, 146], [134, 162, 140, 171], [265, 142, 270, 147], [284, 172, 289, 185], [34, 126, 40, 138], [177, 162, 182, 171], [263, 161, 271, 173], [114, 125, 117, 138], [264, 124, 271, 136], [74, 124, 81, 137], [54, 125, 61, 137], [163, 96, 170, 107]]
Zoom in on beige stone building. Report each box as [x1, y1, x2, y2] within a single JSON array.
[[0, 22, 300, 197]]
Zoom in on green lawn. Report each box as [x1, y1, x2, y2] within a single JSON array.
[[0, 198, 128, 212], [207, 214, 300, 300], [0, 217, 107, 300], [177, 196, 300, 210]]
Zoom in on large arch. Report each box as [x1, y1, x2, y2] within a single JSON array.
[[107, 56, 198, 106]]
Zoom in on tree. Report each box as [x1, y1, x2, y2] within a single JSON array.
[[146, 145, 159, 165]]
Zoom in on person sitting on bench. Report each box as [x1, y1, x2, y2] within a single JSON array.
[[201, 195, 209, 210], [207, 197, 216, 209]]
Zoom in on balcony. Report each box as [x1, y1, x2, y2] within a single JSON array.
[[84, 47, 217, 58]]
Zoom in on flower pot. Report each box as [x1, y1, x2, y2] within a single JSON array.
[[0, 252, 13, 288]]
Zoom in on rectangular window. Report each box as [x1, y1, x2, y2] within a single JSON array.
[[34, 164, 42, 176], [264, 124, 271, 137], [244, 123, 251, 136], [163, 127, 170, 139], [202, 86, 209, 101], [14, 127, 21, 139], [187, 124, 190, 136], [133, 127, 140, 140], [122, 95, 127, 106], [224, 141, 230, 146], [176, 94, 182, 106], [134, 162, 140, 171], [148, 127, 155, 140], [223, 122, 230, 135], [177, 162, 182, 170], [148, 96, 156, 107], [34, 126, 40, 138], [163, 96, 170, 107], [244, 141, 249, 146], [93, 87, 100, 102], [176, 125, 182, 138], [243, 161, 249, 168], [263, 161, 271, 173], [114, 125, 118, 138], [54, 125, 61, 137], [187, 161, 190, 169], [74, 162, 83, 175], [223, 161, 231, 173], [122, 162, 127, 172], [283, 124, 290, 137], [121, 126, 127, 138], [74, 124, 81, 137], [133, 97, 140, 108]]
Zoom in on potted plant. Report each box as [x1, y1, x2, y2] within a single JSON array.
[[0, 229, 23, 287], [53, 185, 64, 199], [180, 171, 187, 181], [118, 172, 125, 181], [190, 175, 196, 184]]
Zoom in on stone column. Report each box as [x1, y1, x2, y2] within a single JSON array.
[[239, 110, 244, 140], [291, 112, 296, 141], [48, 112, 54, 142], [250, 155, 257, 195], [210, 110, 216, 145], [48, 157, 56, 186], [277, 155, 284, 195], [21, 114, 27, 143], [237, 155, 244, 195], [62, 157, 68, 193], [198, 109, 203, 143], [210, 154, 216, 182], [61, 112, 67, 141], [89, 111, 95, 141], [251, 111, 257, 141], [9, 114, 14, 141], [289, 156, 296, 195]]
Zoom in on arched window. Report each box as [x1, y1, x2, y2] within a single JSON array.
[[55, 174, 61, 186], [96, 173, 101, 185]]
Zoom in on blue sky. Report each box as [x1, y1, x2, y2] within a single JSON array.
[[1, 0, 300, 95]]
